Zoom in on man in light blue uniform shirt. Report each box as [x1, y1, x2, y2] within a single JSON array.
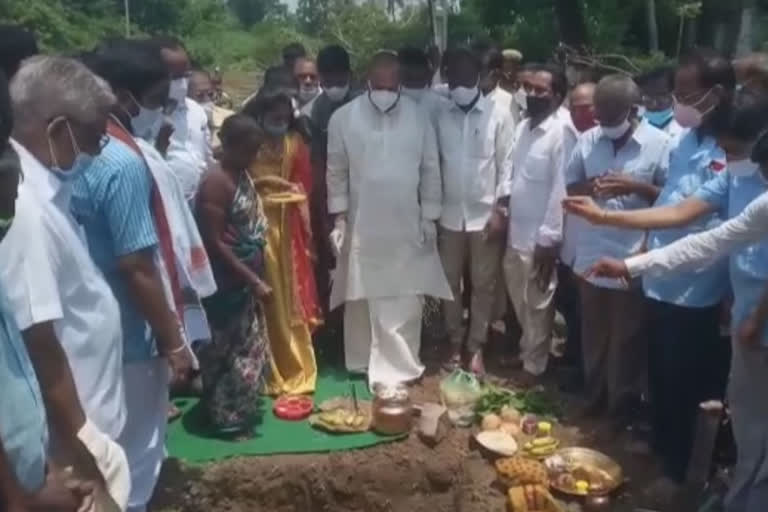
[[563, 90, 767, 510], [566, 75, 669, 419]]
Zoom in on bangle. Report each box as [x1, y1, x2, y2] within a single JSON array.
[[166, 343, 187, 355]]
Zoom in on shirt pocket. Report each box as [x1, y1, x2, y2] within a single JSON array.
[[469, 124, 495, 159], [521, 153, 550, 184]]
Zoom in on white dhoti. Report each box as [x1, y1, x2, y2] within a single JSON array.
[[118, 358, 169, 512], [78, 419, 131, 511], [344, 296, 424, 387]]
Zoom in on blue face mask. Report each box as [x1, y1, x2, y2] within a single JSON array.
[[644, 108, 674, 129], [47, 118, 95, 181]]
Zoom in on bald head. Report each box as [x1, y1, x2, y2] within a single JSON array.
[[594, 74, 640, 126], [570, 82, 596, 108], [368, 51, 400, 91]]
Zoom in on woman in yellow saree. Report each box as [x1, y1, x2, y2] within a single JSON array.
[[243, 87, 322, 395]]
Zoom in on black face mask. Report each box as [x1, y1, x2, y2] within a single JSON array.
[[526, 95, 552, 118]]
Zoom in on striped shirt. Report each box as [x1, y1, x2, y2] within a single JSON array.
[[71, 136, 159, 362]]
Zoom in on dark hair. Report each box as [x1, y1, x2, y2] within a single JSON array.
[[678, 48, 736, 91], [369, 50, 400, 70], [242, 90, 293, 121], [479, 47, 503, 71], [0, 25, 38, 79], [531, 63, 568, 100], [448, 46, 481, 73], [398, 46, 430, 70], [262, 65, 298, 93], [519, 62, 539, 74], [83, 39, 169, 101], [149, 35, 186, 52], [219, 113, 263, 149], [317, 45, 350, 74], [635, 65, 675, 90], [282, 43, 307, 65], [0, 71, 11, 144]]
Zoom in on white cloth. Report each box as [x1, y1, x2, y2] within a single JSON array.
[[663, 118, 685, 141], [503, 249, 557, 375], [436, 94, 515, 232], [344, 296, 424, 387], [504, 111, 570, 251], [117, 358, 169, 511], [166, 98, 213, 201], [625, 190, 768, 277], [135, 138, 215, 352], [78, 419, 131, 511], [0, 141, 126, 440], [326, 95, 452, 310], [415, 88, 451, 129], [487, 86, 521, 125]]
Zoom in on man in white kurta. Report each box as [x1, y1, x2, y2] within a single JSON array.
[[327, 52, 451, 387]]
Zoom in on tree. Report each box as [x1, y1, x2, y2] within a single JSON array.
[[297, 0, 331, 34], [228, 0, 283, 27], [554, 0, 589, 48], [646, 0, 659, 52], [735, 0, 756, 56]]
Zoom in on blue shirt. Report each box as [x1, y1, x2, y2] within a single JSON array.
[[643, 129, 729, 307], [71, 136, 159, 362], [566, 120, 669, 289], [695, 170, 768, 346], [0, 291, 48, 492]]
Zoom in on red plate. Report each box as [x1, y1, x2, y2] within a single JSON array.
[[273, 395, 314, 421]]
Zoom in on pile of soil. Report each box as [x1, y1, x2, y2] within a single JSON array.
[[152, 357, 660, 511]]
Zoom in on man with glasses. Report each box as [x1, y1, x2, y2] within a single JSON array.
[[636, 66, 683, 139], [2, 55, 132, 509]]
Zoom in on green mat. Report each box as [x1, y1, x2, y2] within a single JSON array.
[[167, 369, 403, 463]]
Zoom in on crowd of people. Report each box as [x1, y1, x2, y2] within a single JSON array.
[[1, 20, 768, 512]]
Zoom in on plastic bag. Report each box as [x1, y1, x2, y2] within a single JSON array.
[[439, 370, 484, 427]]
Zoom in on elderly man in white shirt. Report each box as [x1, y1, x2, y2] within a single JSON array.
[[152, 36, 213, 202], [492, 63, 570, 384], [435, 47, 515, 373], [327, 51, 452, 387], [3, 56, 130, 510]]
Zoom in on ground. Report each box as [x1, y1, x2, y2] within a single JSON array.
[[150, 335, 674, 512]]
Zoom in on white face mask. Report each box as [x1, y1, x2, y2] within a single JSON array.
[[298, 84, 319, 103], [369, 87, 400, 112], [325, 85, 349, 103], [514, 88, 528, 110], [450, 85, 479, 107], [601, 119, 631, 140], [728, 159, 760, 177], [168, 77, 189, 110], [128, 93, 164, 141], [201, 101, 215, 125], [402, 87, 428, 102]]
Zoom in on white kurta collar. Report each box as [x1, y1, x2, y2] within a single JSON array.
[[10, 139, 70, 203]]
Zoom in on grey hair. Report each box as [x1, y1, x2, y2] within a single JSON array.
[[595, 74, 641, 109], [10, 55, 115, 130]]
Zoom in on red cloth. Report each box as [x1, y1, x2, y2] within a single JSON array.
[[107, 119, 184, 322], [288, 140, 323, 330]]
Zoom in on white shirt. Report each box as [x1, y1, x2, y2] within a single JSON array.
[[167, 97, 213, 201], [327, 95, 452, 309], [504, 111, 570, 252], [0, 141, 126, 440], [487, 86, 522, 125], [436, 94, 515, 231], [626, 189, 768, 277]]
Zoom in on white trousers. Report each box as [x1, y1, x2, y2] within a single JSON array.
[[503, 249, 557, 376], [118, 358, 169, 512], [344, 296, 424, 387]]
